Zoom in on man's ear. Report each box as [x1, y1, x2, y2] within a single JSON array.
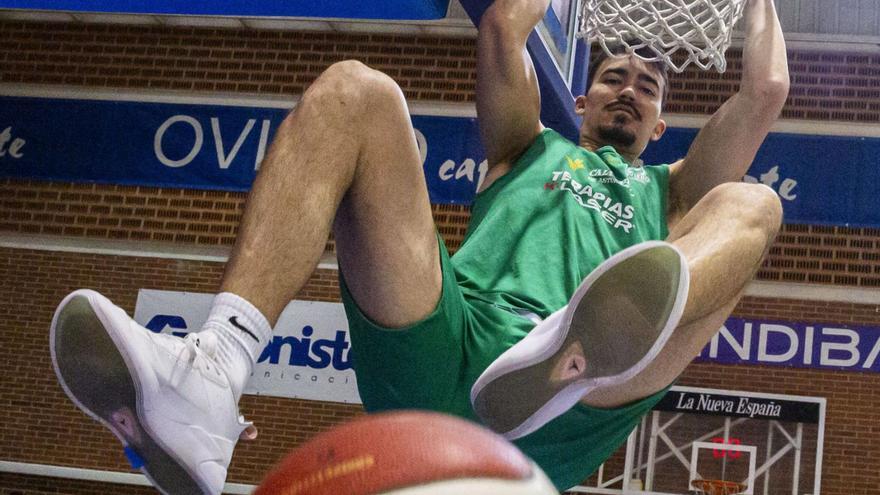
[[651, 118, 667, 141], [575, 95, 588, 116]]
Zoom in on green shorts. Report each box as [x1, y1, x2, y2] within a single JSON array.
[[339, 236, 670, 491]]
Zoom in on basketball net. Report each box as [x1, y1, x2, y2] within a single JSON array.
[[576, 0, 748, 72], [691, 478, 748, 495]]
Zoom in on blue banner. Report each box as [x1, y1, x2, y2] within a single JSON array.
[[642, 128, 880, 228], [0, 0, 449, 20], [0, 95, 484, 204], [2, 93, 879, 227], [697, 317, 880, 374]]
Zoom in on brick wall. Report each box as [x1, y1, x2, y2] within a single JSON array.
[[3, 178, 878, 287], [667, 50, 880, 122], [3, 22, 880, 121], [0, 21, 476, 103], [1, 248, 878, 494], [0, 473, 158, 495], [0, 179, 473, 253], [1, 18, 879, 495]]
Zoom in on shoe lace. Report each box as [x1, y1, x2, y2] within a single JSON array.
[[182, 332, 223, 378], [181, 333, 257, 439]]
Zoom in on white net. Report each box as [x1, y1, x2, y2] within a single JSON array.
[[577, 0, 748, 73]]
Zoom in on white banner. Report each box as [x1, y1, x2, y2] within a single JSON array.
[[134, 289, 362, 404]]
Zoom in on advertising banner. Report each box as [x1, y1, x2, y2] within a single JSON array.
[[641, 127, 880, 228], [653, 388, 823, 423], [3, 92, 879, 226], [134, 289, 362, 404], [0, 94, 484, 205], [697, 317, 880, 373], [135, 290, 880, 404]]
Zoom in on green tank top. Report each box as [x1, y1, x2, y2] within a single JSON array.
[[452, 128, 671, 317]]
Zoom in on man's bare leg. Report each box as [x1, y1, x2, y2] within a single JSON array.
[[50, 60, 440, 495], [220, 60, 440, 328], [583, 182, 783, 407], [200, 60, 441, 405]]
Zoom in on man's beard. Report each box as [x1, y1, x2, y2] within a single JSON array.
[[597, 115, 637, 148]]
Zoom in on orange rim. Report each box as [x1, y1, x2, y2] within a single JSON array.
[[691, 479, 748, 495]]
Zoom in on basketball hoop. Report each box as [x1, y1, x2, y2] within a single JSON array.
[[576, 0, 748, 73], [691, 478, 748, 495]]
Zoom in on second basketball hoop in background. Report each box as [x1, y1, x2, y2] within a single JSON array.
[[691, 478, 749, 495]]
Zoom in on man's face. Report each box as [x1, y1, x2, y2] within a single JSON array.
[[576, 55, 667, 156]]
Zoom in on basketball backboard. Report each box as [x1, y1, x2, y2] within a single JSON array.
[[536, 0, 584, 92], [579, 386, 826, 495]]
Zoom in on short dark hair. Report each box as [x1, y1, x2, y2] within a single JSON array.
[[586, 42, 670, 109]]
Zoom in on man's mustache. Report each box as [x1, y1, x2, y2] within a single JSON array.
[[606, 102, 640, 120]]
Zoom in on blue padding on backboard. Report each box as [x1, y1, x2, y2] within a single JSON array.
[[570, 39, 589, 98], [0, 0, 450, 19]]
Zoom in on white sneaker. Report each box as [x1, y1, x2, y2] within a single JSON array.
[[50, 289, 254, 495], [470, 241, 690, 440]]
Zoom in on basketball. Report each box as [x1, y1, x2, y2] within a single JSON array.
[[254, 410, 559, 495]]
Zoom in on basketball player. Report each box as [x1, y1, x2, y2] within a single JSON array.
[[49, 0, 789, 492]]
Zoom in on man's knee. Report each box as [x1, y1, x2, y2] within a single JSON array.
[[299, 60, 404, 117], [706, 182, 783, 241], [271, 61, 406, 157]]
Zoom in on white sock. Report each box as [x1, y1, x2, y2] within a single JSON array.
[[199, 292, 272, 402]]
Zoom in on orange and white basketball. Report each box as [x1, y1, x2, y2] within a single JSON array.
[[255, 410, 558, 495]]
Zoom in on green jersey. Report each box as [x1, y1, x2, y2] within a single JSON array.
[[451, 128, 672, 489], [453, 128, 671, 318], [341, 128, 674, 491]]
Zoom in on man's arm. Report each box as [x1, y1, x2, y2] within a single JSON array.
[[477, 0, 548, 168], [667, 0, 789, 222]]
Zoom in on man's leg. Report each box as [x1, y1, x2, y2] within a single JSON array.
[[201, 60, 443, 401], [583, 182, 783, 408], [50, 60, 441, 495], [221, 60, 440, 328]]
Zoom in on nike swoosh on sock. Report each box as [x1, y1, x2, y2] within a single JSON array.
[[228, 316, 260, 343]]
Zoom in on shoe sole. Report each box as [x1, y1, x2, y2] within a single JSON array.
[[50, 292, 208, 495], [471, 241, 689, 439]]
